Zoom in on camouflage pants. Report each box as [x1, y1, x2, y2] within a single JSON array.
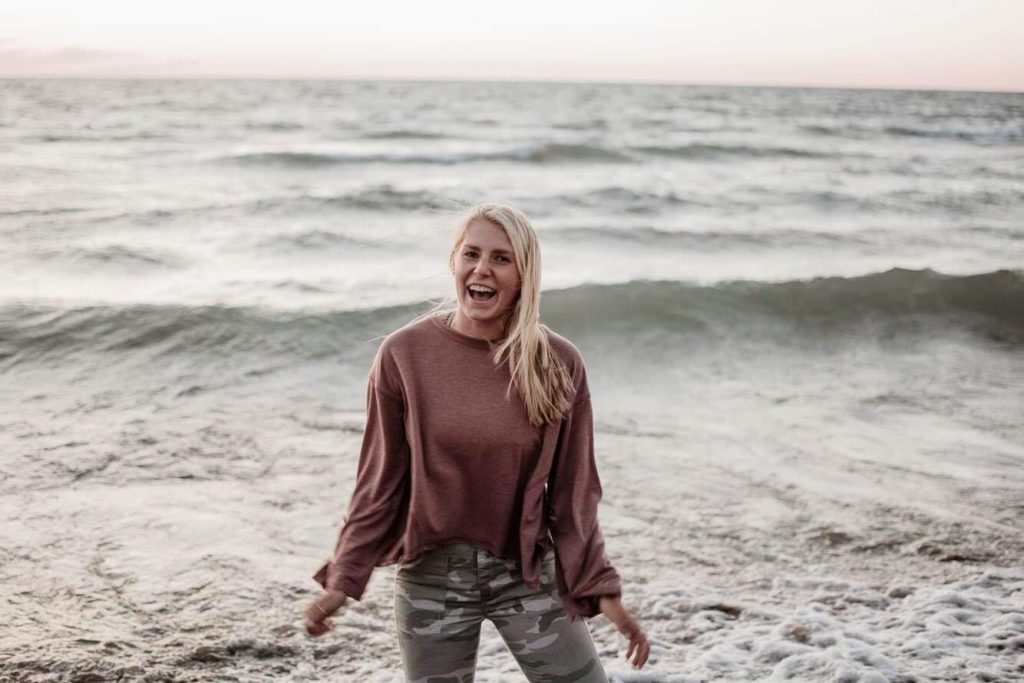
[[394, 542, 609, 682]]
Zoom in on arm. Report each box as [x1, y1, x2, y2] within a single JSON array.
[[546, 370, 623, 620], [312, 346, 410, 600]]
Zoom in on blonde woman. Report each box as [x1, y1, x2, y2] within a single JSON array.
[[305, 203, 649, 680]]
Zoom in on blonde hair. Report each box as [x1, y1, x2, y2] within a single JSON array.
[[415, 203, 575, 427]]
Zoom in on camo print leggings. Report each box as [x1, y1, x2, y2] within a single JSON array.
[[394, 542, 609, 682]]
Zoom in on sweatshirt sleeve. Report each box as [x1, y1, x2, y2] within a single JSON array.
[[312, 343, 410, 599], [546, 364, 623, 621]]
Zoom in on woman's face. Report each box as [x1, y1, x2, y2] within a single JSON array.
[[452, 218, 521, 332]]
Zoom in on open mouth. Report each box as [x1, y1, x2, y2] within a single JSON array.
[[467, 284, 497, 302]]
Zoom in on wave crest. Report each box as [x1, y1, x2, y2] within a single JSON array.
[[2, 269, 1020, 372]]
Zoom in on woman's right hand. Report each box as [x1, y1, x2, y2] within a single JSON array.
[[304, 590, 348, 636], [599, 595, 649, 669]]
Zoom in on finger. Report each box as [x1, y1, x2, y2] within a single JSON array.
[[631, 634, 646, 666], [304, 618, 330, 636]]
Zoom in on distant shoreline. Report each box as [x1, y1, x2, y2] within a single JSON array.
[[1, 75, 1022, 95]]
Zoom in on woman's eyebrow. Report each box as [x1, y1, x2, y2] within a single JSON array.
[[463, 243, 512, 255]]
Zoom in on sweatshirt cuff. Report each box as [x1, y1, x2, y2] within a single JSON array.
[[559, 587, 622, 621], [312, 561, 368, 600]]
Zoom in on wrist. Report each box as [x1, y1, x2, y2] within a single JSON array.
[[324, 589, 348, 608]]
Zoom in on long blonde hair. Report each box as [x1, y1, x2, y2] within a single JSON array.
[[415, 203, 575, 427]]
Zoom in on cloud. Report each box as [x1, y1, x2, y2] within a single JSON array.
[[0, 37, 193, 76]]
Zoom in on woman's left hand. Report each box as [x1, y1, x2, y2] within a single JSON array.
[[599, 595, 649, 669], [304, 590, 348, 636]]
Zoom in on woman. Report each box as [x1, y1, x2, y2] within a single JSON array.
[[304, 203, 649, 680]]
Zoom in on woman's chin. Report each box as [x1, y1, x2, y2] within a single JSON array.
[[463, 294, 497, 312], [459, 299, 510, 324]]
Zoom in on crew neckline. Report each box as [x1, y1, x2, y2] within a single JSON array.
[[429, 312, 504, 350]]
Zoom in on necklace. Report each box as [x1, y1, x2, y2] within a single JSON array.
[[442, 310, 455, 328]]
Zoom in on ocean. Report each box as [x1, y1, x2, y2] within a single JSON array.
[[1, 79, 1022, 682]]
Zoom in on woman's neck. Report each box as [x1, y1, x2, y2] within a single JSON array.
[[450, 309, 506, 341]]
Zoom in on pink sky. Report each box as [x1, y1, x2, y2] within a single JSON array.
[[2, 1, 1022, 91]]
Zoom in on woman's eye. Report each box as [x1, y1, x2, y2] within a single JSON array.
[[462, 251, 509, 263]]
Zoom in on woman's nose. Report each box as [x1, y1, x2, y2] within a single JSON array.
[[473, 261, 492, 276]]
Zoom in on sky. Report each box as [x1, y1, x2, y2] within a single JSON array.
[[2, 1, 1023, 91]]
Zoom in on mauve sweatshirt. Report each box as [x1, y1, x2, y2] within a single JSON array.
[[312, 312, 622, 620]]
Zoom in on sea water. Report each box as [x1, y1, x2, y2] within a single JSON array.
[[1, 79, 1022, 682]]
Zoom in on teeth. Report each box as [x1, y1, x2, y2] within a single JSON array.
[[469, 285, 495, 293]]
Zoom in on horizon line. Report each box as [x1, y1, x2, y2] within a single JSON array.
[[2, 74, 1022, 95]]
